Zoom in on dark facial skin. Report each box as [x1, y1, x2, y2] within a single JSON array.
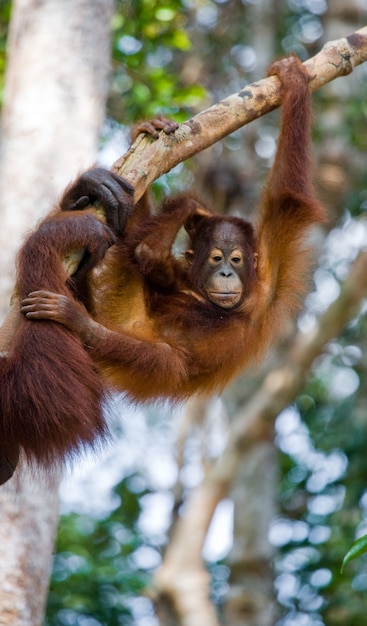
[[193, 222, 258, 309]]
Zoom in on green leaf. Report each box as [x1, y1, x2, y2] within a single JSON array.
[[341, 534, 367, 573], [171, 29, 191, 51], [155, 8, 176, 22]]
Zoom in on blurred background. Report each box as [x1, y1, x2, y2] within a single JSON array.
[[1, 1, 367, 625]]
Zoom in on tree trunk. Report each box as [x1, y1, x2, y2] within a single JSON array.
[[0, 0, 113, 623], [223, 444, 278, 626]]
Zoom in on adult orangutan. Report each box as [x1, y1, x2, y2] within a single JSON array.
[[0, 55, 326, 478]]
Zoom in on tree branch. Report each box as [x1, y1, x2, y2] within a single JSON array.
[[1, 25, 366, 353], [152, 248, 367, 626], [1, 27, 366, 352], [113, 26, 367, 202]]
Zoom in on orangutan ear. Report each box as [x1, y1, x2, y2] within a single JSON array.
[[185, 249, 194, 265]]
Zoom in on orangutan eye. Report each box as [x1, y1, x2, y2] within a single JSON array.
[[230, 251, 243, 265], [209, 249, 223, 264]]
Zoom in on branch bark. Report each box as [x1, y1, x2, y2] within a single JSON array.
[[152, 250, 367, 625], [113, 26, 367, 201]]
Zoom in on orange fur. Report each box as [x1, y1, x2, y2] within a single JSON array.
[[0, 55, 327, 475]]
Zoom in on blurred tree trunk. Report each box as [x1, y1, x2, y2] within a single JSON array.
[[223, 442, 278, 626], [0, 0, 113, 623], [222, 3, 279, 624]]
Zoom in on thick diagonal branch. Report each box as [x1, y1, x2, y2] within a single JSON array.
[[114, 27, 367, 201]]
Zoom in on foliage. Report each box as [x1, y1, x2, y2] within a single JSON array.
[[342, 535, 367, 574], [0, 0, 11, 106], [46, 476, 154, 626], [109, 0, 206, 122], [271, 39, 367, 622], [274, 374, 367, 625]]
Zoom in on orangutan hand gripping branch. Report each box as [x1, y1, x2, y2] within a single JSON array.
[[0, 56, 326, 475]]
